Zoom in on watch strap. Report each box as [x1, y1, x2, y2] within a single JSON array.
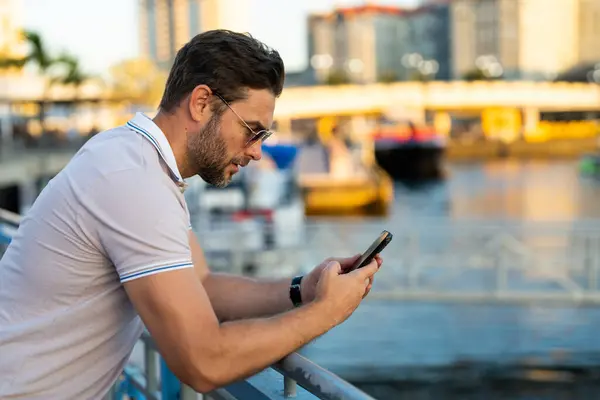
[[290, 275, 303, 307]]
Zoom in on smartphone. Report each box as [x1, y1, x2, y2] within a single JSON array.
[[345, 230, 393, 273]]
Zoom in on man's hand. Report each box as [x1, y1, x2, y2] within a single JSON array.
[[301, 254, 383, 303], [313, 257, 381, 326]]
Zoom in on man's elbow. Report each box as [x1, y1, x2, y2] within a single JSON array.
[[186, 374, 219, 394], [178, 352, 230, 394], [176, 364, 219, 394]]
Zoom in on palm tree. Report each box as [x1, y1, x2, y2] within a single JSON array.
[[20, 31, 55, 74], [54, 53, 91, 100], [0, 30, 58, 131], [53, 53, 98, 140]]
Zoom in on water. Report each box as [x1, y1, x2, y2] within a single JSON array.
[[299, 159, 600, 398], [391, 159, 600, 222]]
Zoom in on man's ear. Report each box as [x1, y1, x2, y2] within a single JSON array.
[[188, 84, 212, 122]]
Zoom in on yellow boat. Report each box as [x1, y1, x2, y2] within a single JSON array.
[[299, 165, 393, 217], [295, 114, 394, 216]]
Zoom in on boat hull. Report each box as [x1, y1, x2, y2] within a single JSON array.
[[300, 167, 394, 217], [374, 142, 445, 181]]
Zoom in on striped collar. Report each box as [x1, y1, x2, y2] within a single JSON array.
[[126, 113, 187, 192]]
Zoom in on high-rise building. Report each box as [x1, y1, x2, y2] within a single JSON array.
[[451, 0, 600, 80], [307, 3, 453, 84], [138, 0, 203, 69], [578, 0, 600, 64], [406, 2, 452, 80], [308, 4, 412, 84], [139, 0, 250, 70]]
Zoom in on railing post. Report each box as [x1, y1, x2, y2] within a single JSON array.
[[104, 380, 119, 400], [407, 232, 420, 289], [144, 342, 158, 394], [495, 245, 507, 296], [595, 235, 600, 292], [180, 384, 201, 400], [586, 235, 598, 291], [231, 229, 245, 275], [283, 376, 297, 398], [160, 359, 202, 400]]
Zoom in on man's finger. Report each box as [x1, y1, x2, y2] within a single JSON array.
[[355, 259, 379, 279], [329, 254, 360, 263], [336, 254, 362, 270], [325, 260, 342, 276], [363, 283, 373, 298]]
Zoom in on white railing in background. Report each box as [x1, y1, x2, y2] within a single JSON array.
[[300, 219, 600, 305]]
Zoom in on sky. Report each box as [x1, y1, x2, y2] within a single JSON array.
[[20, 0, 420, 74]]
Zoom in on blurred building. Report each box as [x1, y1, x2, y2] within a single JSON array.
[[307, 4, 411, 84], [307, 3, 453, 85], [138, 0, 250, 70], [138, 0, 202, 70], [283, 69, 317, 88], [405, 3, 452, 81], [451, 0, 600, 81], [577, 0, 600, 65]]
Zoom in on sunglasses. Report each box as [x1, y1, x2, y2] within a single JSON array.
[[213, 92, 273, 147]]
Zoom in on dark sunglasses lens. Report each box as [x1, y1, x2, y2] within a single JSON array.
[[260, 130, 272, 142], [248, 130, 270, 145]]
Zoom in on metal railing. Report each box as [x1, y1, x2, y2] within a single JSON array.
[[0, 208, 20, 248], [300, 219, 600, 305], [7, 209, 600, 308], [0, 209, 374, 400], [112, 333, 375, 400]]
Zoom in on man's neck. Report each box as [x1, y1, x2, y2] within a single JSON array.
[[152, 111, 191, 178]]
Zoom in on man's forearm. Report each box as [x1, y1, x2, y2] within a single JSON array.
[[202, 272, 295, 321], [199, 301, 334, 391]]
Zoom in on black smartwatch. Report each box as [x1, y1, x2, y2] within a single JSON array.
[[289, 275, 303, 307]]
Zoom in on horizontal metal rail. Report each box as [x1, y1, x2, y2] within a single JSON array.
[[0, 208, 21, 226], [0, 208, 20, 245], [115, 332, 374, 400], [274, 352, 375, 399]]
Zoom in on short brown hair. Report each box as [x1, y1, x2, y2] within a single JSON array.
[[159, 30, 285, 113]]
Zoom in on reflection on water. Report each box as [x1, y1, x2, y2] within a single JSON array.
[[392, 159, 600, 222], [304, 160, 600, 399]]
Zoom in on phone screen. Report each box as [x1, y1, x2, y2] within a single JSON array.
[[346, 230, 392, 273]]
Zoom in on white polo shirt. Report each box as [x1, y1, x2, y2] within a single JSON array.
[[0, 113, 194, 399]]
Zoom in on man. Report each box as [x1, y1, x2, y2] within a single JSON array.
[[0, 30, 382, 398]]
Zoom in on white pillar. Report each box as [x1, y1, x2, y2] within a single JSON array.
[[0, 104, 13, 149], [19, 178, 38, 214]]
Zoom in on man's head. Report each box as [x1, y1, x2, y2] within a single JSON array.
[[159, 30, 285, 187]]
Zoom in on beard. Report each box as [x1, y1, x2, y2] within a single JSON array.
[[186, 113, 233, 188]]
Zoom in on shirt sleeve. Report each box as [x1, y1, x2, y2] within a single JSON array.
[[85, 169, 194, 283]]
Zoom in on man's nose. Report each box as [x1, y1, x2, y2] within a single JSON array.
[[246, 141, 263, 161]]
